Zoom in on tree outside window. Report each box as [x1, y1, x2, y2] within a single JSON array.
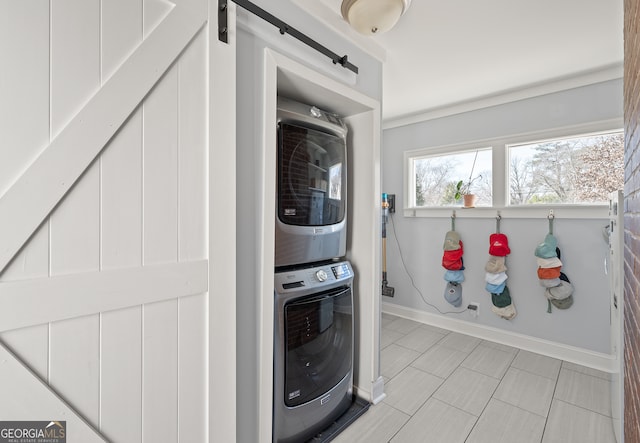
[[508, 131, 623, 205]]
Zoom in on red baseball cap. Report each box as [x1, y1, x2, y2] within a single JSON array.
[[489, 233, 511, 256]]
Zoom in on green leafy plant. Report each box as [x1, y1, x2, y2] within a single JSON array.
[[453, 150, 482, 200]]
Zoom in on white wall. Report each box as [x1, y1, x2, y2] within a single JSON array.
[[234, 2, 383, 442], [382, 79, 623, 356]]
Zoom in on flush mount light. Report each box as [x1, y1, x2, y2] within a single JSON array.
[[341, 0, 411, 35]]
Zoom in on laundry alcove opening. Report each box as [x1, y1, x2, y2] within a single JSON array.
[[255, 49, 383, 442]]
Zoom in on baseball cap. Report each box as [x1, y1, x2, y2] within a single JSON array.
[[485, 255, 507, 273], [485, 272, 508, 285], [535, 234, 558, 259], [443, 231, 461, 251], [444, 282, 463, 307], [489, 233, 511, 256]]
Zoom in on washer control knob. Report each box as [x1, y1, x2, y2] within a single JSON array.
[[316, 269, 328, 282]]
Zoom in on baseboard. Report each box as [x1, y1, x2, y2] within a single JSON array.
[[370, 377, 386, 405], [382, 302, 617, 373]]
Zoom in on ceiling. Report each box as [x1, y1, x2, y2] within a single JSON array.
[[298, 0, 624, 126]]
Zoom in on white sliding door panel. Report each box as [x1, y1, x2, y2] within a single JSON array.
[[49, 0, 102, 432], [143, 66, 179, 266], [178, 293, 207, 442], [49, 315, 101, 427], [144, 0, 174, 40], [178, 31, 207, 262], [101, 111, 144, 270], [0, 345, 105, 442], [0, 221, 50, 283], [49, 0, 101, 274], [143, 299, 179, 442], [0, 0, 51, 292], [0, 0, 50, 382], [0, 325, 49, 382], [101, 0, 143, 83], [50, 164, 101, 276], [0, 1, 49, 199], [100, 0, 143, 270], [99, 3, 145, 439], [0, 0, 215, 441], [50, 0, 100, 139], [100, 306, 143, 442], [48, 164, 101, 429]]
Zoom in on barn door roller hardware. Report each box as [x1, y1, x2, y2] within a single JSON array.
[[218, 0, 359, 74]]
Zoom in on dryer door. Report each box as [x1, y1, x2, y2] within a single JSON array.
[[277, 122, 346, 227]]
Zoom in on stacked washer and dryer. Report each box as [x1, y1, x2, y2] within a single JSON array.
[[273, 97, 355, 443]]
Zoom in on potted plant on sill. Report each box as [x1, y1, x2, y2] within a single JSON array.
[[454, 150, 481, 208]]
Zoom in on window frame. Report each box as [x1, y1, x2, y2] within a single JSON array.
[[407, 144, 494, 208], [403, 119, 623, 219], [506, 129, 624, 207]]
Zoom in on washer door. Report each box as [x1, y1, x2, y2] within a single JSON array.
[[283, 286, 352, 407]]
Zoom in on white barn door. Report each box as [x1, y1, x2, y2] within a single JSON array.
[[0, 0, 216, 441]]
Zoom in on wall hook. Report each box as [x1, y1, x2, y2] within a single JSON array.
[[496, 211, 502, 233], [451, 210, 456, 231]]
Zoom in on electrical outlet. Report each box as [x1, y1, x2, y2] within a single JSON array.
[[467, 303, 479, 318], [388, 194, 396, 213]]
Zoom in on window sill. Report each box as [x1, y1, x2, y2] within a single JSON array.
[[403, 204, 610, 220]]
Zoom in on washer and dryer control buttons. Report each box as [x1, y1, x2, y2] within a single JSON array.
[[315, 269, 328, 282]]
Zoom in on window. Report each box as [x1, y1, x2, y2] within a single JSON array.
[[508, 131, 624, 205], [409, 148, 493, 207], [404, 124, 623, 214]]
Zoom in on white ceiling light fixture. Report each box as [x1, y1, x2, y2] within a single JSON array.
[[341, 0, 411, 36]]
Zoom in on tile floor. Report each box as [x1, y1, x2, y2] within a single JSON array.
[[333, 313, 617, 443]]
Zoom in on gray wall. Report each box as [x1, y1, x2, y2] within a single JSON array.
[[382, 79, 623, 354], [235, 2, 382, 441]]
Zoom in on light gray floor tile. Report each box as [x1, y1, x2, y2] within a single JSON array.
[[390, 398, 476, 443], [381, 316, 396, 329], [395, 327, 446, 353], [542, 400, 616, 443], [382, 312, 395, 321], [438, 332, 481, 353], [480, 340, 519, 355], [493, 367, 555, 417], [380, 343, 420, 380], [562, 361, 611, 380], [384, 366, 444, 415], [555, 368, 612, 416], [461, 343, 515, 379], [511, 349, 561, 380], [411, 343, 468, 378], [377, 314, 616, 443], [332, 402, 410, 443], [418, 323, 451, 335], [433, 367, 499, 416], [466, 399, 546, 443], [381, 328, 405, 349], [384, 317, 423, 334]]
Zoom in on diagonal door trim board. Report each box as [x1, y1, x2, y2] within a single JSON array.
[[0, 3, 206, 275], [0, 260, 208, 333]]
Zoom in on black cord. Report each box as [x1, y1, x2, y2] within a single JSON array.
[[388, 214, 467, 315]]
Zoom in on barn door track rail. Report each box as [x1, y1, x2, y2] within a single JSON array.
[[218, 0, 359, 74]]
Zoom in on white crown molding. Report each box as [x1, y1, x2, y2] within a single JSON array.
[[383, 63, 624, 130], [290, 0, 387, 62]]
